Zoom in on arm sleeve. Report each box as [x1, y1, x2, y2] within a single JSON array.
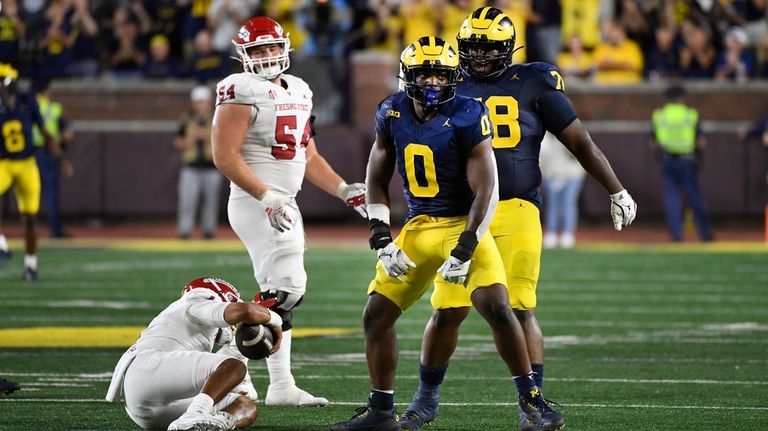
[[184, 293, 230, 328]]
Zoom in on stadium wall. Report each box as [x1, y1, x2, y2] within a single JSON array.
[[2, 73, 766, 224]]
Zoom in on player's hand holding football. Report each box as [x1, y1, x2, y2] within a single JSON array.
[[336, 182, 367, 218], [438, 255, 471, 285], [377, 242, 416, 280], [259, 190, 293, 232], [610, 189, 637, 231]]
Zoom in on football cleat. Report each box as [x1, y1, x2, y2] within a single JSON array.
[[0, 377, 21, 397], [329, 403, 399, 431], [167, 410, 235, 431], [399, 393, 439, 430], [23, 267, 37, 282], [519, 388, 564, 431], [265, 384, 328, 407], [0, 249, 11, 267]]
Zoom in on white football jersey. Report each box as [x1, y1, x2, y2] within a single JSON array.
[[216, 72, 314, 199], [132, 291, 229, 353]]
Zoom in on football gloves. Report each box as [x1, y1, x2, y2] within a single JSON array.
[[214, 326, 233, 346], [377, 242, 416, 280], [610, 189, 637, 231], [259, 190, 293, 232], [336, 182, 367, 218], [438, 255, 471, 285]]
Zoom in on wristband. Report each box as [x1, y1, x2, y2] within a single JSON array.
[[268, 310, 283, 327], [368, 218, 393, 250], [450, 231, 479, 262]]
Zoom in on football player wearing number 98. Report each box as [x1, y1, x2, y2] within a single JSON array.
[[331, 36, 559, 431], [400, 7, 636, 431], [210, 16, 366, 407]]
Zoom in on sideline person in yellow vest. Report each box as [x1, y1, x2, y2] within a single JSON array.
[[33, 79, 74, 238], [651, 85, 713, 242]]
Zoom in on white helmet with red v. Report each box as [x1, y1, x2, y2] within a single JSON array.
[[183, 277, 241, 303]]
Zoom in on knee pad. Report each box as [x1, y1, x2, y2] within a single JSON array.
[[258, 290, 304, 331]]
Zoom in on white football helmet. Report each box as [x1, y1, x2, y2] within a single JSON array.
[[232, 16, 291, 80]]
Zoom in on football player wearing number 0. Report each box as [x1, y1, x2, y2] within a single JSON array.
[[400, 8, 636, 431], [211, 16, 366, 407], [331, 36, 559, 431], [105, 277, 283, 431]]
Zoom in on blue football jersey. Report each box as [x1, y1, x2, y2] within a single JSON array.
[[457, 62, 576, 206], [375, 92, 492, 221], [0, 92, 43, 160]]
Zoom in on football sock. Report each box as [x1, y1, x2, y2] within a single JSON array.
[[513, 372, 537, 397], [24, 255, 37, 270], [532, 363, 544, 388], [415, 362, 448, 400], [370, 388, 394, 411], [188, 393, 214, 414], [266, 329, 295, 389], [0, 235, 8, 252]]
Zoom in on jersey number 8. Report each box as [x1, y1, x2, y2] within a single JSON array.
[[2, 120, 25, 153], [484, 96, 521, 149]]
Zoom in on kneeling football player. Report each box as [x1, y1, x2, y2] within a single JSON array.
[[105, 277, 283, 431]]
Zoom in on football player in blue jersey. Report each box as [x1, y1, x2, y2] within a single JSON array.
[[0, 63, 60, 281], [399, 8, 637, 431], [330, 36, 561, 431]]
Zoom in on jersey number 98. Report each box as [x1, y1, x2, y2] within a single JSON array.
[[484, 96, 521, 149], [404, 143, 439, 197]]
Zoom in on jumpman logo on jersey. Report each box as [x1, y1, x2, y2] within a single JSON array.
[[511, 73, 519, 80], [443, 119, 451, 128]]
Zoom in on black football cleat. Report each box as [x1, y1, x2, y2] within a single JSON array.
[[519, 388, 564, 431], [399, 393, 439, 430], [330, 404, 400, 431], [23, 267, 38, 282], [0, 377, 21, 397]]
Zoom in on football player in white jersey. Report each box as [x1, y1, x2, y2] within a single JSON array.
[[105, 277, 284, 431], [211, 16, 366, 407]]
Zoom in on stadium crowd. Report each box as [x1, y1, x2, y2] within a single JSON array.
[[0, 0, 766, 84]]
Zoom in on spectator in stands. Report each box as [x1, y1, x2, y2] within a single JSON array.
[[714, 26, 754, 81], [527, 0, 562, 64], [67, 0, 100, 77], [174, 85, 221, 240], [651, 85, 713, 242], [207, 0, 252, 58], [593, 18, 644, 84], [0, 0, 26, 67], [142, 34, 182, 78], [180, 0, 213, 60], [561, 0, 600, 51], [679, 18, 717, 78], [617, 0, 654, 54], [540, 132, 586, 249], [360, 0, 402, 60], [33, 79, 74, 239], [145, 0, 185, 61], [36, 0, 75, 80], [400, 0, 438, 53], [188, 28, 229, 83], [104, 14, 146, 78], [646, 24, 682, 79], [557, 34, 595, 80]]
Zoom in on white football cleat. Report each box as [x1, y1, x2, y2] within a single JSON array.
[[167, 410, 235, 431], [264, 385, 329, 407]]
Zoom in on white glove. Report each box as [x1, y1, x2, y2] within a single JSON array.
[[610, 189, 637, 231], [259, 190, 293, 232], [213, 326, 233, 346], [438, 255, 471, 285], [377, 242, 415, 279], [336, 182, 367, 218]]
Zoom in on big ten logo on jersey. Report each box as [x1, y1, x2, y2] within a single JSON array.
[[387, 109, 400, 118], [273, 102, 311, 161]]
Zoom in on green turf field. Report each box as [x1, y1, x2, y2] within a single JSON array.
[[0, 241, 766, 430]]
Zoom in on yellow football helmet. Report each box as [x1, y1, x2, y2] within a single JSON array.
[[0, 63, 19, 106], [456, 7, 517, 79], [400, 36, 459, 110]]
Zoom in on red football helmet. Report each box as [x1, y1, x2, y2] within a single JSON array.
[[183, 277, 241, 303], [232, 16, 291, 79]]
